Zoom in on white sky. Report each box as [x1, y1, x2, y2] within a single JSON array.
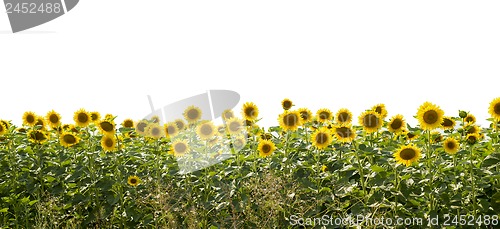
[[1, 1, 499, 128]]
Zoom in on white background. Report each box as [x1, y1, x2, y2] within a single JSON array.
[[1, 1, 499, 128]]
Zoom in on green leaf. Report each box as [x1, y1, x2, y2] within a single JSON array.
[[370, 165, 385, 173], [0, 208, 8, 213]]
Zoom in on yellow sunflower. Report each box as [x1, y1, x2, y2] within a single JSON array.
[[27, 130, 49, 144], [232, 136, 247, 150], [281, 98, 293, 110], [59, 132, 80, 148], [22, 111, 37, 127], [197, 121, 216, 140], [466, 133, 480, 145], [98, 120, 116, 135], [222, 109, 235, 121], [387, 114, 406, 133], [147, 123, 164, 139], [241, 102, 259, 121], [405, 131, 419, 141], [394, 144, 421, 166], [135, 120, 148, 136], [335, 108, 353, 124], [149, 115, 160, 124], [371, 103, 388, 119], [1, 120, 9, 130], [464, 114, 476, 124], [101, 135, 117, 152], [465, 124, 481, 135], [334, 124, 356, 143], [258, 139, 276, 157], [74, 109, 91, 127], [34, 116, 46, 130], [431, 131, 443, 143], [121, 119, 135, 128], [416, 102, 444, 130], [316, 108, 333, 123], [0, 122, 7, 136], [184, 105, 203, 123], [297, 108, 313, 124], [488, 97, 500, 120], [311, 127, 332, 149], [278, 110, 302, 131], [174, 119, 186, 131], [164, 122, 179, 138], [443, 138, 459, 154], [45, 110, 61, 129], [171, 139, 190, 157], [358, 111, 383, 133], [90, 111, 101, 123], [441, 116, 455, 130], [225, 118, 244, 135], [127, 175, 141, 187]]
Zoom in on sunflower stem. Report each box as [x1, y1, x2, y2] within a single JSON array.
[[469, 144, 477, 217]]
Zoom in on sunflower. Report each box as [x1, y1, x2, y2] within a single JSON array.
[[258, 139, 276, 157], [232, 136, 247, 150], [489, 97, 500, 121], [184, 105, 202, 123], [297, 108, 313, 124], [135, 120, 148, 136], [171, 139, 190, 157], [416, 102, 444, 130], [278, 110, 302, 131], [147, 123, 164, 139], [0, 120, 9, 130], [59, 132, 80, 147], [358, 111, 383, 133], [90, 111, 101, 123], [197, 121, 216, 140], [222, 109, 235, 121], [464, 113, 476, 124], [27, 130, 49, 144], [335, 108, 353, 124], [431, 131, 443, 143], [74, 109, 91, 127], [441, 116, 455, 130], [311, 127, 332, 149], [281, 98, 293, 110], [127, 175, 141, 187], [465, 124, 481, 135], [225, 118, 244, 135], [121, 119, 134, 128], [466, 133, 480, 145], [394, 144, 421, 166], [405, 131, 419, 141], [443, 138, 459, 154], [316, 108, 333, 123], [45, 110, 61, 129], [334, 124, 356, 143], [174, 119, 186, 131], [164, 122, 179, 138], [98, 120, 116, 135], [0, 122, 7, 136], [387, 114, 406, 133], [241, 102, 259, 121], [22, 111, 37, 126], [101, 135, 117, 152], [371, 103, 388, 119], [34, 116, 46, 130]]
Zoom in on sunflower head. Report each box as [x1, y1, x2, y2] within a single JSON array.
[[90, 112, 101, 123], [135, 120, 149, 136], [0, 122, 7, 136], [464, 114, 476, 124], [465, 124, 481, 135], [488, 97, 500, 121], [258, 139, 276, 157], [405, 131, 419, 141], [297, 108, 313, 124], [147, 123, 164, 139], [27, 130, 49, 144], [334, 124, 356, 143], [226, 118, 244, 135], [281, 98, 293, 110], [316, 108, 333, 123], [127, 175, 141, 187], [45, 110, 61, 129], [74, 109, 91, 127], [232, 136, 247, 150], [394, 144, 421, 166], [278, 110, 302, 131], [164, 122, 179, 138], [222, 109, 235, 121], [358, 111, 383, 133], [443, 138, 459, 154], [387, 114, 406, 133], [466, 133, 480, 145], [60, 132, 80, 148], [371, 103, 388, 119], [416, 102, 444, 130], [441, 116, 455, 130], [431, 131, 443, 143], [241, 102, 259, 121], [174, 119, 186, 131], [98, 120, 116, 135], [22, 111, 37, 127], [171, 139, 190, 157], [336, 108, 353, 124], [196, 121, 216, 140], [101, 135, 117, 152], [311, 127, 332, 149], [183, 106, 203, 123]]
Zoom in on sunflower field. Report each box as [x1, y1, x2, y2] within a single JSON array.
[[1, 98, 500, 228]]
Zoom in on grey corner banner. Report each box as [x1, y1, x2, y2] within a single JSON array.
[[4, 0, 79, 33]]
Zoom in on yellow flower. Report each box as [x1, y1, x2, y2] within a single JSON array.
[[258, 139, 276, 157], [297, 108, 313, 124], [443, 138, 459, 154], [281, 98, 293, 110], [358, 111, 383, 133], [127, 175, 141, 187], [164, 122, 179, 138], [45, 110, 62, 129], [225, 118, 244, 135], [27, 130, 49, 144], [321, 165, 327, 172], [316, 108, 333, 123], [464, 114, 476, 124], [334, 124, 356, 143], [73, 108, 91, 127], [174, 119, 186, 131], [135, 120, 148, 136], [465, 133, 480, 145], [311, 127, 332, 149], [388, 114, 406, 133], [147, 123, 164, 139], [196, 121, 216, 140], [97, 120, 116, 135], [101, 135, 117, 152], [121, 119, 135, 128], [241, 102, 259, 121], [59, 132, 80, 148], [394, 144, 421, 166], [371, 103, 388, 119], [150, 115, 160, 124], [0, 122, 7, 136], [335, 108, 353, 124], [171, 140, 190, 157], [34, 116, 46, 130], [221, 109, 235, 121], [278, 110, 302, 131], [441, 116, 455, 130], [465, 124, 481, 135], [90, 111, 101, 123], [184, 105, 203, 123], [488, 97, 500, 121], [22, 111, 37, 127], [232, 136, 247, 150], [416, 102, 444, 130]]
